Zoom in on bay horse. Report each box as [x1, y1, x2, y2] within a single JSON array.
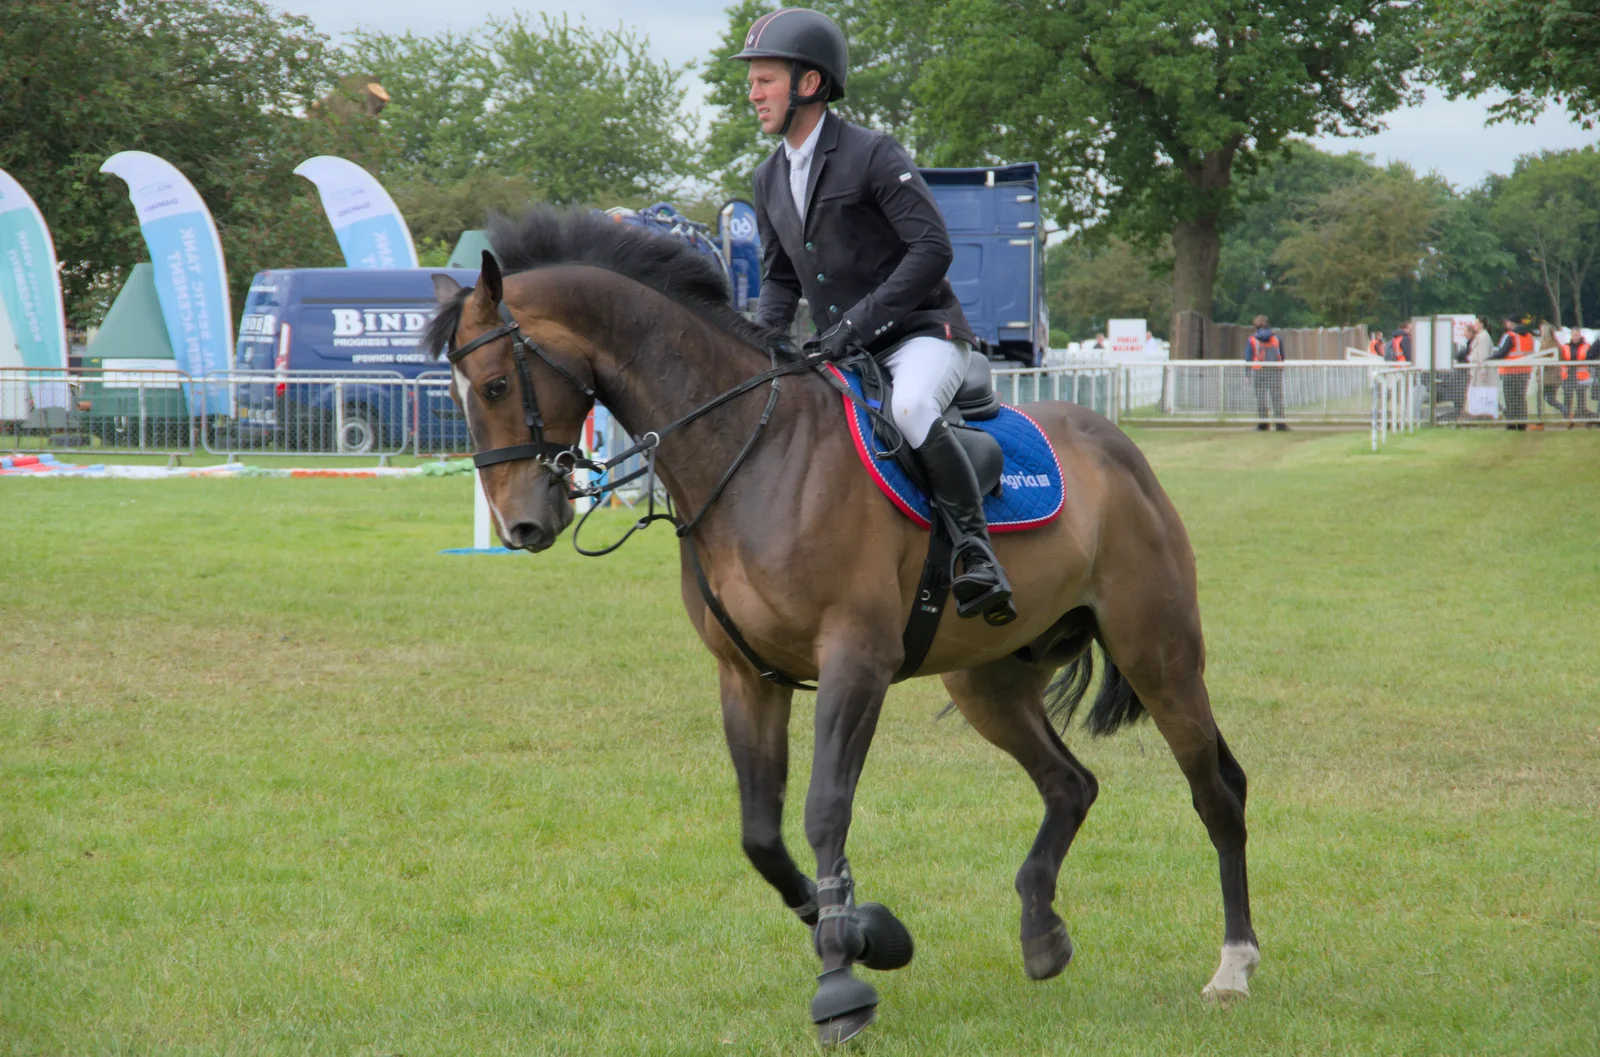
[[425, 208, 1258, 1045]]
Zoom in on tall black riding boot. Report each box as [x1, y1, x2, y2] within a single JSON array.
[[914, 419, 1017, 626]]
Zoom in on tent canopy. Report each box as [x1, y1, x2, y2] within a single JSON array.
[[447, 230, 492, 269], [86, 263, 175, 361]]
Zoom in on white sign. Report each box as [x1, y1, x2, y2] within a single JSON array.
[[1107, 318, 1147, 360]]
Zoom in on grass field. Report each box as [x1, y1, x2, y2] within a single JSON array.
[[2, 428, 1597, 1056]]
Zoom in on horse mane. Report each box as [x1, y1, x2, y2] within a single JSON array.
[[424, 206, 778, 359]]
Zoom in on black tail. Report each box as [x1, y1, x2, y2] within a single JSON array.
[[1043, 645, 1147, 737]]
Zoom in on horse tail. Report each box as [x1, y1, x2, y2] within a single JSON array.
[[1043, 645, 1147, 737]]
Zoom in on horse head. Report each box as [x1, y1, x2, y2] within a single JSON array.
[[430, 251, 595, 552]]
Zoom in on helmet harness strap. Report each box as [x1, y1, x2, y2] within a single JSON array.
[[778, 61, 830, 137]]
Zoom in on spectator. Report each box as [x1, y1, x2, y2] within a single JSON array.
[[1559, 327, 1594, 424], [1489, 316, 1534, 430], [1466, 316, 1494, 389], [1091, 332, 1107, 350], [1368, 330, 1386, 357], [1385, 321, 1412, 364], [1245, 314, 1288, 432], [1144, 330, 1164, 358], [1536, 321, 1566, 422]]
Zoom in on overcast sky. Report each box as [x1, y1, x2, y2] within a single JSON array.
[[281, 0, 1597, 191]]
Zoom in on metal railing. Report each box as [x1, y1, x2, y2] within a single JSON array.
[[199, 370, 416, 458], [991, 365, 1119, 422], [1119, 361, 1378, 425], [1371, 368, 1423, 450], [412, 371, 471, 457], [1, 366, 198, 456], [1428, 361, 1594, 429]]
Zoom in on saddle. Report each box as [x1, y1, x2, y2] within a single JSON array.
[[849, 347, 1005, 497]]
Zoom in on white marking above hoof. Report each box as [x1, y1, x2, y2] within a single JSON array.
[[1202, 941, 1260, 1002]]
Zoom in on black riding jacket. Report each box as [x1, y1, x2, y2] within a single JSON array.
[[752, 110, 975, 354]]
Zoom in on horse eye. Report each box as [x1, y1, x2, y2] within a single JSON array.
[[484, 378, 510, 400]]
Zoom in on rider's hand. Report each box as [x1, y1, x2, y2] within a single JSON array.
[[810, 322, 860, 362]]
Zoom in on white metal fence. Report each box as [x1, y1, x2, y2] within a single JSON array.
[[1, 366, 198, 456], [1371, 368, 1424, 450], [1115, 361, 1379, 425], [16, 359, 1569, 463], [990, 365, 1118, 422], [199, 371, 416, 457]]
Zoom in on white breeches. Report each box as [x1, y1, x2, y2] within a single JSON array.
[[881, 336, 968, 448]]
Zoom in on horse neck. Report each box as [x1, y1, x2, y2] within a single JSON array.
[[524, 267, 799, 515]]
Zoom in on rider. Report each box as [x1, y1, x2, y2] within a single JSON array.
[[732, 8, 1015, 626]]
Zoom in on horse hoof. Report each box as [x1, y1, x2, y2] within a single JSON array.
[[855, 902, 914, 971], [1021, 920, 1073, 980], [816, 1005, 876, 1047], [812, 966, 878, 1044], [1201, 941, 1259, 1002]]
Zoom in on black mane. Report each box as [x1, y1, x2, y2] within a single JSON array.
[[424, 206, 776, 359]]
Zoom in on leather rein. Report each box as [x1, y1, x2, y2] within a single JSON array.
[[446, 299, 833, 691]]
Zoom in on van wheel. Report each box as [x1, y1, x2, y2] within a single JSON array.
[[338, 405, 378, 454]]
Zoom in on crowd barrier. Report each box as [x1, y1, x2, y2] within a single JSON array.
[[15, 361, 1578, 463], [1118, 361, 1377, 425], [1371, 367, 1424, 450], [1, 366, 198, 456]]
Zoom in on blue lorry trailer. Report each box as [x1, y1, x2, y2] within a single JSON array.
[[921, 164, 1047, 366]]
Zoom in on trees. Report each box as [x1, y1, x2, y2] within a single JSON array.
[[0, 0, 348, 322], [1430, 1, 1600, 124], [1213, 145, 1383, 326], [1045, 239, 1172, 339], [349, 16, 696, 209], [1489, 149, 1600, 327], [1273, 166, 1442, 325], [913, 0, 1422, 332]]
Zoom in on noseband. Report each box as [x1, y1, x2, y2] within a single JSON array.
[[447, 302, 596, 474]]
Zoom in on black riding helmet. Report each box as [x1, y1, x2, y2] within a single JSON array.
[[732, 8, 848, 134]]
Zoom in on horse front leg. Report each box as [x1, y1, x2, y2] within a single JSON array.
[[718, 662, 817, 926], [803, 643, 910, 1045]]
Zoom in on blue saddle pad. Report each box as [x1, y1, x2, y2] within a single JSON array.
[[829, 365, 1064, 532]]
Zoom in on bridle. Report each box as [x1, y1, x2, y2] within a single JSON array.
[[446, 302, 596, 475], [444, 293, 908, 693]]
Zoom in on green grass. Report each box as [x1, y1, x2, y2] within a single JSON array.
[[2, 428, 1596, 1055]]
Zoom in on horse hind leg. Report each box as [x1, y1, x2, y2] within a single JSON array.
[[942, 655, 1099, 981], [1090, 604, 1260, 1000]]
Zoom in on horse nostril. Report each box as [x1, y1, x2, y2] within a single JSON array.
[[508, 521, 546, 550]]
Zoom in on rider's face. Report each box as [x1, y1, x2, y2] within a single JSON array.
[[747, 59, 790, 134]]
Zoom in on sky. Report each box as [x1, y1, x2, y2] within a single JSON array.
[[281, 0, 1598, 191]]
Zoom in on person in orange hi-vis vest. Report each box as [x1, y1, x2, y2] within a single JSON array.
[[1368, 331, 1385, 357], [1245, 314, 1288, 431], [1559, 328, 1594, 424], [1489, 317, 1535, 430], [1385, 322, 1412, 364]]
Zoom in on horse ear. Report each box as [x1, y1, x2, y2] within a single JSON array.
[[479, 250, 503, 304], [431, 273, 462, 304]]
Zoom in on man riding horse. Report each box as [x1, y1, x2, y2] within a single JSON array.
[[733, 8, 1016, 627]]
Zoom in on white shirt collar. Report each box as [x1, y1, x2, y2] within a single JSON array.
[[783, 112, 826, 167]]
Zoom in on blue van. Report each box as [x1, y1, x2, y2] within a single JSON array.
[[233, 267, 477, 452]]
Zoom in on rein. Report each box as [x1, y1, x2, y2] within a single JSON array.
[[448, 300, 828, 691]]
